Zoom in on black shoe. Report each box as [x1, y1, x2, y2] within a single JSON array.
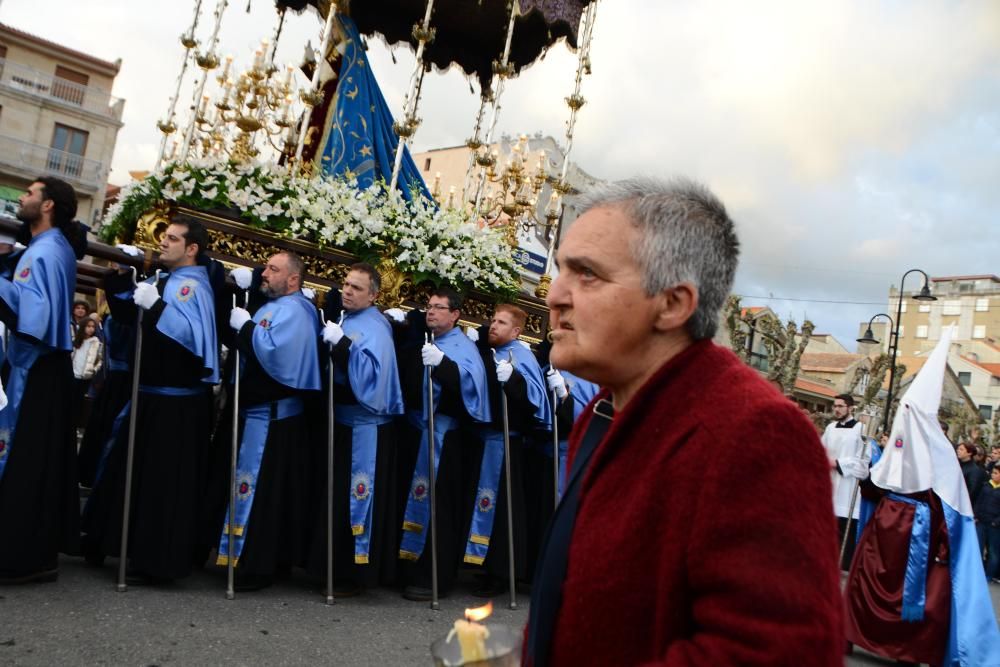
[[329, 580, 361, 598], [83, 546, 105, 568], [0, 568, 58, 585], [402, 585, 441, 601], [472, 578, 507, 598], [124, 570, 172, 586], [234, 573, 273, 593]]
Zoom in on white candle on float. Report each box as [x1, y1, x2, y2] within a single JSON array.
[[447, 602, 492, 663]]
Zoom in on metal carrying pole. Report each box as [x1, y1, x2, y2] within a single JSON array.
[[116, 268, 160, 592], [493, 349, 518, 610], [225, 290, 245, 600], [425, 332, 440, 610]]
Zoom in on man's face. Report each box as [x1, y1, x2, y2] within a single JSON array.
[[546, 206, 662, 386], [260, 253, 297, 298], [832, 400, 850, 421], [957, 445, 972, 462], [425, 295, 459, 336], [159, 223, 194, 268], [488, 310, 520, 347], [341, 269, 375, 312], [992, 467, 1000, 483], [991, 447, 1000, 461], [16, 182, 47, 225], [73, 304, 88, 321]]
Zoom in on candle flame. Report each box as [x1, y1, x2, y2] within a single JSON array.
[[465, 601, 493, 622]]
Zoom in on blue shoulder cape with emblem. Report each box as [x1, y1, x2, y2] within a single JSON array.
[[339, 305, 403, 415], [434, 327, 490, 423], [0, 227, 74, 351], [157, 265, 219, 384], [494, 339, 551, 428], [251, 291, 321, 391]]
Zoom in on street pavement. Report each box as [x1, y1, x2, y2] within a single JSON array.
[[2, 557, 999, 665], [0, 556, 529, 666]]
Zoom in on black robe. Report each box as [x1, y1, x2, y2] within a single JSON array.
[[81, 272, 214, 580]]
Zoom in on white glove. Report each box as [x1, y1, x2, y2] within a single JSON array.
[[229, 307, 252, 330], [465, 327, 480, 342], [422, 343, 444, 367], [133, 282, 160, 310], [0, 375, 7, 411], [384, 308, 406, 323], [116, 243, 143, 258], [496, 359, 513, 383], [231, 267, 253, 290], [302, 287, 316, 301], [837, 456, 870, 479], [322, 320, 344, 345], [546, 369, 569, 400]]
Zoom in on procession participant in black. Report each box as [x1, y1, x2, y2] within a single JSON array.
[[0, 177, 81, 583], [396, 288, 490, 601], [462, 305, 550, 599], [81, 220, 219, 584], [305, 262, 404, 596], [215, 251, 321, 592]]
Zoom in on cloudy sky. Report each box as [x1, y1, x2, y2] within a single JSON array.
[[3, 0, 998, 347]]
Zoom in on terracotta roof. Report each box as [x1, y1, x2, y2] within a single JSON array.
[[960, 356, 1000, 378], [799, 353, 863, 373], [930, 275, 1000, 283], [0, 23, 120, 73], [739, 306, 766, 316], [794, 377, 839, 398], [881, 355, 929, 389]]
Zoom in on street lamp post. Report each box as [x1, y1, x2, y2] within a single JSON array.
[[858, 269, 936, 433]]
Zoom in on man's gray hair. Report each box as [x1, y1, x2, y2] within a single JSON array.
[[577, 177, 739, 340]]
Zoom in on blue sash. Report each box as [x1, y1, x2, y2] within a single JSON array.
[[0, 342, 43, 481], [888, 493, 931, 622], [217, 396, 304, 566], [399, 408, 458, 561], [464, 428, 519, 565], [335, 403, 393, 565]]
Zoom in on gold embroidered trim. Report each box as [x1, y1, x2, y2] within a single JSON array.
[[470, 534, 490, 546], [402, 521, 423, 533]]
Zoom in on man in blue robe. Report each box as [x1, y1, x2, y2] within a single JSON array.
[[395, 287, 490, 601], [218, 251, 321, 592], [307, 262, 403, 596], [464, 304, 551, 598], [0, 177, 81, 583], [82, 219, 219, 584]]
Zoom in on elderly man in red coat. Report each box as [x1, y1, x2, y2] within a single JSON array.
[[524, 177, 843, 666]]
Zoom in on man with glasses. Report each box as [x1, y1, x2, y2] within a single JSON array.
[[395, 287, 489, 601], [822, 393, 870, 569]]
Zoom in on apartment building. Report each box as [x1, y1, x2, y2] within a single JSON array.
[[0, 23, 124, 225]]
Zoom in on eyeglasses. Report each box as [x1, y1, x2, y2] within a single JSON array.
[[425, 304, 454, 312]]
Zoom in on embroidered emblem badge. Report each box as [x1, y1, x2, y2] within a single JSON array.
[[895, 438, 904, 448], [259, 311, 274, 329], [14, 265, 30, 282], [176, 279, 197, 302], [476, 488, 496, 513], [411, 475, 429, 502], [351, 472, 372, 501], [236, 473, 253, 500]]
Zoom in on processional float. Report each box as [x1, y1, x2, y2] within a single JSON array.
[[84, 0, 600, 615]]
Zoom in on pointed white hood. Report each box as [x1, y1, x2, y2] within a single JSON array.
[[869, 328, 972, 516]]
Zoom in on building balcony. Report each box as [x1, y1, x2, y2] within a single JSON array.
[[0, 58, 124, 121], [0, 134, 104, 192]]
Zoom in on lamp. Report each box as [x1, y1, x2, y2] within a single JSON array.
[[883, 269, 936, 431], [856, 313, 893, 346]]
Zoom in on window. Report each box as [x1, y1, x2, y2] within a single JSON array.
[[980, 405, 993, 422], [897, 325, 904, 338], [974, 325, 987, 339], [976, 298, 989, 312], [916, 325, 928, 338], [49, 123, 89, 177], [918, 303, 931, 313], [899, 300, 907, 313], [52, 65, 88, 106], [959, 282, 974, 293], [423, 158, 431, 172], [958, 371, 971, 387], [943, 300, 961, 315], [991, 376, 1000, 387]]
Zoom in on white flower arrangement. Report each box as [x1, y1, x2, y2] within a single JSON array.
[[100, 157, 521, 297]]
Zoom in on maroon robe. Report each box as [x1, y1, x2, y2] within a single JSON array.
[[845, 488, 951, 664], [529, 340, 844, 666]]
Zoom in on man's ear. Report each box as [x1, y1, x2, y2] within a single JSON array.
[[185, 242, 199, 259], [653, 282, 698, 333]]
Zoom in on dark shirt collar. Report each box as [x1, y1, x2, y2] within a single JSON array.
[[835, 418, 858, 428]]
